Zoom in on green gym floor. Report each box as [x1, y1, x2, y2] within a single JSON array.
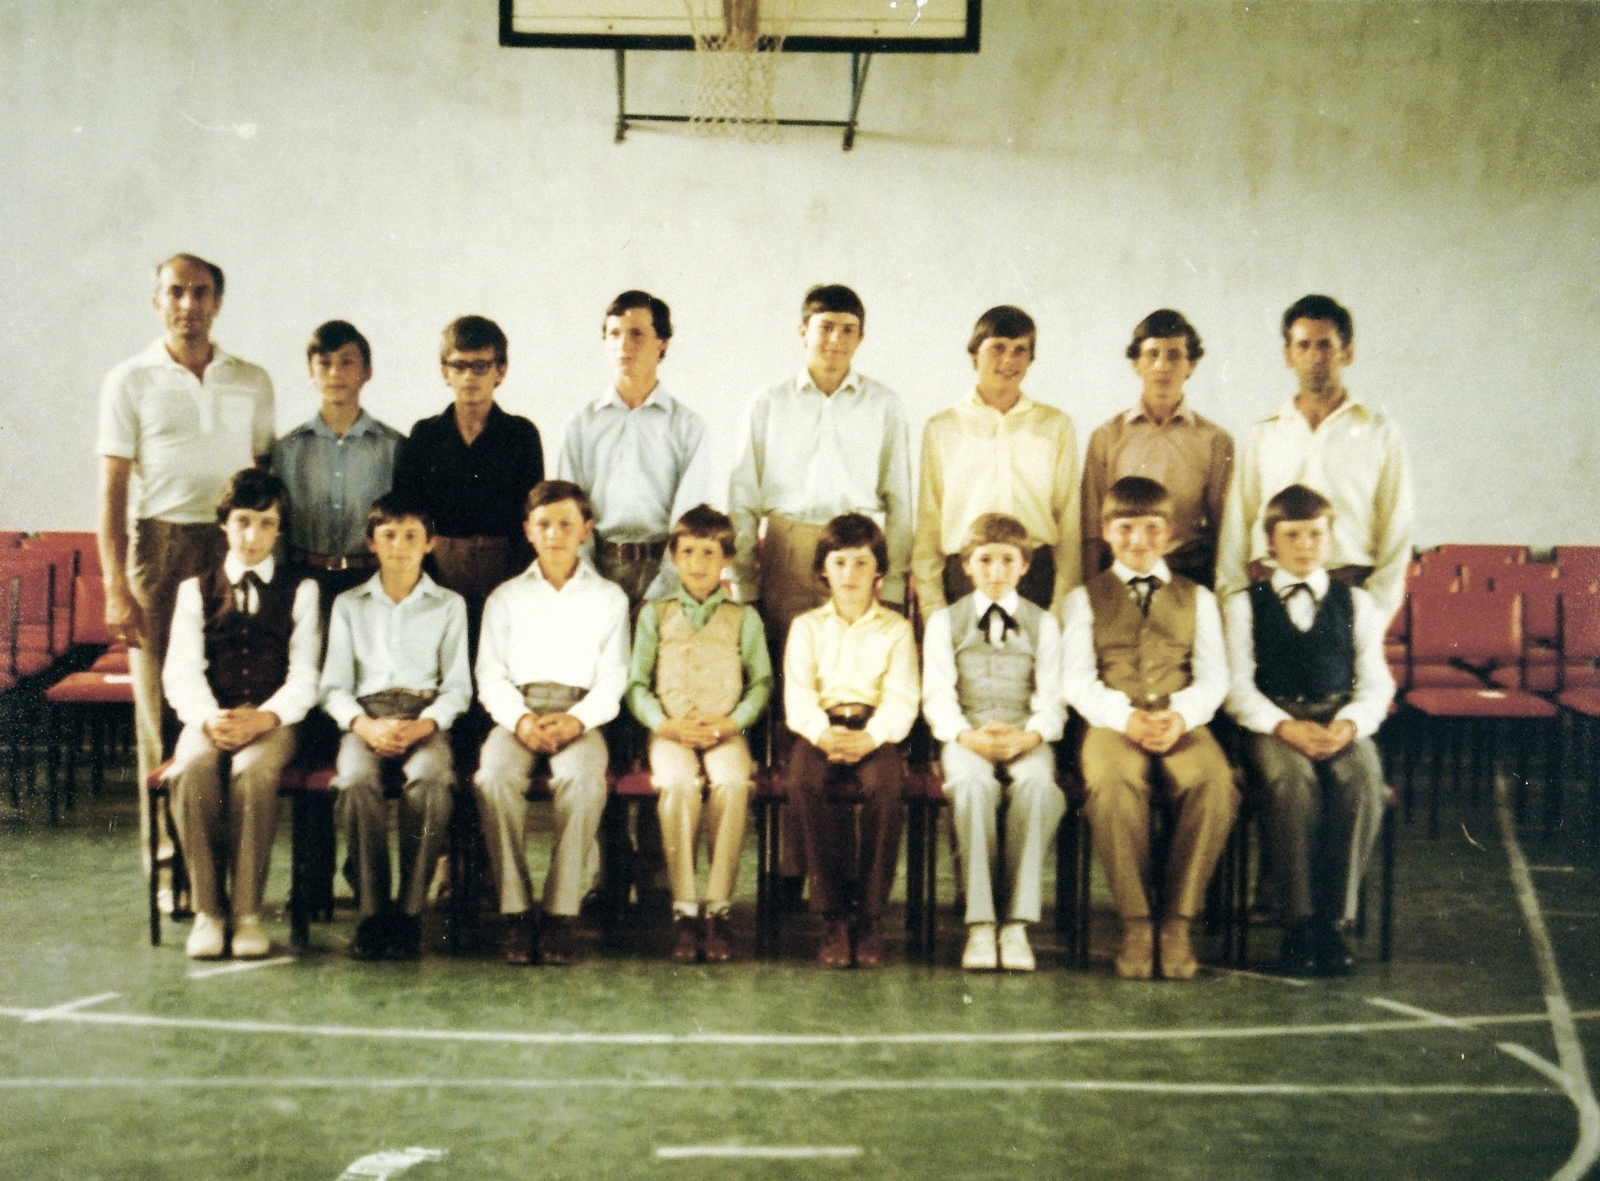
[[1, 754, 1596, 1181]]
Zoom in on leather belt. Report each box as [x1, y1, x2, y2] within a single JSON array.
[[600, 538, 668, 562], [291, 548, 377, 572], [826, 703, 876, 731]]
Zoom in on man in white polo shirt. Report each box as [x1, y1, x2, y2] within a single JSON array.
[[96, 254, 275, 887]]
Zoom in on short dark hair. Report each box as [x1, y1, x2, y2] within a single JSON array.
[[967, 305, 1037, 358], [1126, 308, 1204, 362], [959, 513, 1032, 563], [801, 284, 866, 330], [604, 290, 673, 342], [812, 512, 889, 580], [216, 467, 288, 524], [1101, 476, 1174, 524], [365, 492, 435, 540], [1281, 294, 1353, 347], [307, 320, 372, 370], [1262, 483, 1334, 540], [525, 479, 593, 522], [669, 504, 735, 558], [440, 315, 508, 365], [155, 253, 225, 299]]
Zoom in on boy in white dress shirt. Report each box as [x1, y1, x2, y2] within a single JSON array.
[[320, 494, 472, 961], [1061, 476, 1235, 981], [473, 480, 630, 966], [1223, 484, 1394, 976], [163, 469, 320, 960], [922, 513, 1065, 972]]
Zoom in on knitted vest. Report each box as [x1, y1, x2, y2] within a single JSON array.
[[1248, 579, 1356, 701], [949, 594, 1043, 728], [198, 565, 297, 709], [1086, 568, 1197, 706], [654, 600, 744, 719]]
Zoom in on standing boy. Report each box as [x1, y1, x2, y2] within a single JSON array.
[[320, 494, 472, 961], [784, 513, 919, 969], [273, 321, 402, 612], [922, 513, 1065, 972], [1061, 477, 1235, 981], [913, 306, 1081, 617], [625, 505, 772, 963], [473, 481, 630, 966], [1223, 484, 1393, 976], [162, 469, 320, 959], [1080, 309, 1232, 587]]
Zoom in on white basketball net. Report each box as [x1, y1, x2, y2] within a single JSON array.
[[683, 0, 788, 141]]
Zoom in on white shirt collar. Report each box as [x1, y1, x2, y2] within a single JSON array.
[[1270, 566, 1330, 598], [972, 589, 1022, 616], [525, 556, 597, 589], [1275, 391, 1369, 429], [1110, 558, 1172, 585], [357, 569, 443, 605], [966, 389, 1034, 416], [141, 337, 233, 374], [223, 553, 275, 585], [1125, 398, 1192, 424], [596, 383, 671, 413], [798, 368, 864, 397]]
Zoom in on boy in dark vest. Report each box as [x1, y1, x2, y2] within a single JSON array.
[[923, 513, 1065, 972], [624, 505, 772, 964], [162, 469, 322, 959], [1223, 484, 1393, 976], [1061, 476, 1235, 980]]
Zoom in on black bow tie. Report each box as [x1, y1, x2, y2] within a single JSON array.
[[978, 602, 1018, 645], [1127, 575, 1160, 615], [1278, 581, 1315, 604], [234, 569, 265, 614]]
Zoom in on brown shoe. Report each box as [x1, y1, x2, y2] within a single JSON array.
[[853, 917, 884, 969], [702, 913, 734, 963], [502, 912, 538, 966], [818, 918, 852, 969], [1114, 918, 1154, 980], [1159, 916, 1199, 980], [541, 915, 579, 965], [670, 916, 702, 964]]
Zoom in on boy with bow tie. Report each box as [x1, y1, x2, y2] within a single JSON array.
[[1061, 476, 1235, 980], [162, 469, 321, 959], [922, 513, 1065, 972], [1223, 484, 1394, 977]]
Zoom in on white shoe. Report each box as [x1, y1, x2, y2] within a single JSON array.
[[185, 913, 226, 959], [231, 915, 270, 959], [999, 922, 1035, 972], [961, 922, 998, 970]]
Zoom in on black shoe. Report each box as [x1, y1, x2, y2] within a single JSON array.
[[1312, 920, 1356, 977], [1275, 924, 1318, 977], [502, 912, 540, 965], [541, 915, 579, 966], [578, 887, 610, 926], [388, 914, 422, 961], [349, 913, 393, 961], [777, 875, 807, 915], [670, 916, 702, 964]]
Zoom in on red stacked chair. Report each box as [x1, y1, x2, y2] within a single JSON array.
[[1429, 543, 1527, 568], [1486, 565, 1565, 692], [1557, 595, 1600, 857], [1554, 547, 1600, 585]]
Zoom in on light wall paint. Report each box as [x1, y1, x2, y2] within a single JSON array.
[[2, 0, 1597, 546]]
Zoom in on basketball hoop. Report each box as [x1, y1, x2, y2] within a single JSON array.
[[683, 0, 789, 141]]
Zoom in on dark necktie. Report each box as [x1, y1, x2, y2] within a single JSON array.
[[977, 602, 1018, 646], [235, 570, 265, 615], [1127, 575, 1159, 615]]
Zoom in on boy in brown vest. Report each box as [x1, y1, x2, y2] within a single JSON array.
[[162, 469, 322, 959], [624, 505, 772, 963], [1061, 476, 1235, 980]]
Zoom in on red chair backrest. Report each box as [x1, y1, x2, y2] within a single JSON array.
[[1555, 548, 1600, 583], [0, 532, 23, 550], [0, 560, 55, 627], [1487, 566, 1563, 644], [1409, 591, 1522, 664], [1562, 594, 1600, 663], [72, 575, 113, 646], [1431, 544, 1526, 566]]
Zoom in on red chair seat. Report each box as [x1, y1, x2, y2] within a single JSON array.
[[1490, 664, 1559, 693], [1563, 664, 1600, 690], [1558, 688, 1600, 718], [45, 671, 134, 705], [90, 649, 130, 673], [1408, 662, 1494, 689], [610, 767, 657, 798], [1406, 687, 1557, 719]]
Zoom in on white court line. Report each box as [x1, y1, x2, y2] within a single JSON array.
[[3, 1002, 1597, 1048], [656, 1146, 862, 1159], [1530, 865, 1577, 873], [187, 956, 296, 980], [1495, 773, 1600, 1181], [1367, 998, 1477, 1032], [1204, 965, 1309, 988], [0, 1076, 1560, 1097], [21, 993, 120, 1024]]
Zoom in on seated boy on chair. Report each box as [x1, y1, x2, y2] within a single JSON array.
[[784, 513, 919, 969], [624, 505, 772, 964], [474, 480, 630, 966], [319, 493, 472, 961], [1061, 476, 1235, 980], [162, 469, 321, 959], [923, 512, 1065, 972], [1223, 483, 1393, 977]]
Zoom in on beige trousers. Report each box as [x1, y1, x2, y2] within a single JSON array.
[[168, 722, 296, 920], [1080, 725, 1236, 920], [649, 733, 753, 915]]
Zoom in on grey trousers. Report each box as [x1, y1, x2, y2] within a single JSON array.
[[1250, 730, 1386, 924], [941, 740, 1065, 925], [474, 725, 608, 916], [168, 722, 297, 920], [334, 729, 455, 917]]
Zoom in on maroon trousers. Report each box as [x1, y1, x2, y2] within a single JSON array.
[[786, 739, 905, 921]]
